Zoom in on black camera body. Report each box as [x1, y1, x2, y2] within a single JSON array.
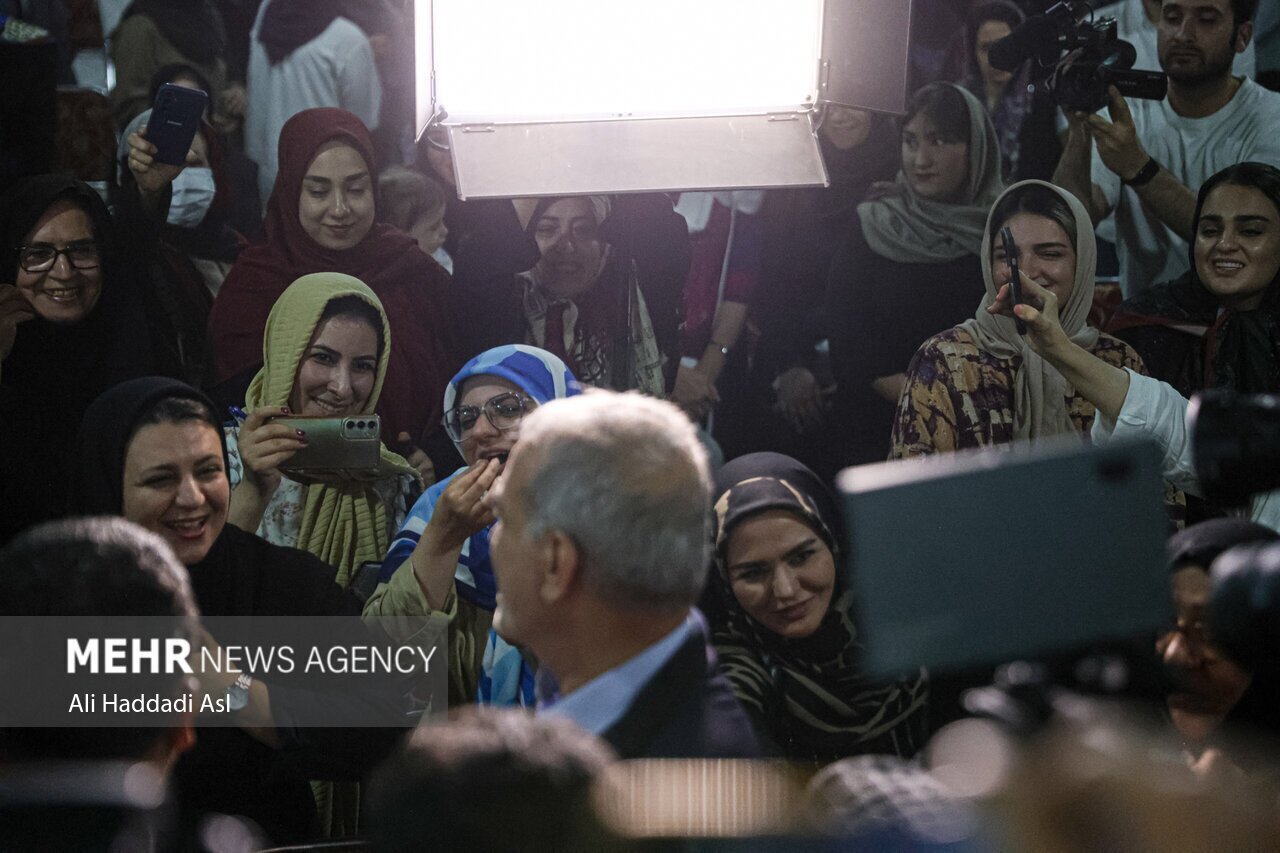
[[989, 1, 1167, 113]]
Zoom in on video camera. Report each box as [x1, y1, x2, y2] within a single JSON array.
[[1189, 389, 1280, 508], [988, 1, 1167, 113]]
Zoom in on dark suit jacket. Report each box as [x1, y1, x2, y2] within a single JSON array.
[[601, 628, 761, 760]]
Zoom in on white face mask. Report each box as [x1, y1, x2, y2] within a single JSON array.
[[166, 167, 216, 228]]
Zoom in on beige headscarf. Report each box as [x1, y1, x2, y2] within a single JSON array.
[[859, 82, 1005, 263], [958, 180, 1101, 441], [245, 272, 420, 586]]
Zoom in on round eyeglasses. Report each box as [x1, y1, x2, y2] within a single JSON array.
[[17, 241, 101, 273], [443, 391, 533, 442]]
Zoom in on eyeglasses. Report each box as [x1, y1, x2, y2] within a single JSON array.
[[17, 241, 101, 272], [443, 392, 532, 442]]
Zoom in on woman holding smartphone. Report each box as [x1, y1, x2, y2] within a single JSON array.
[[226, 272, 421, 586]]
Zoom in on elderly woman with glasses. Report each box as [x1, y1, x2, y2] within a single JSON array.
[[365, 345, 580, 706], [1, 175, 166, 542]]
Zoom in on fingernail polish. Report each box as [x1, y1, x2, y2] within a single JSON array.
[[297, 429, 306, 438]]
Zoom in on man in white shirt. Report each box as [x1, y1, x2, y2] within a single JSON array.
[[1054, 0, 1280, 298], [1093, 0, 1256, 75]]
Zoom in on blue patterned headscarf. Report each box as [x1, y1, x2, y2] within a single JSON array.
[[444, 344, 580, 420]]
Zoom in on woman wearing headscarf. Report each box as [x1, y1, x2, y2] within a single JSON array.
[[704, 452, 928, 763], [0, 175, 166, 542], [209, 108, 454, 477], [824, 82, 1005, 467], [985, 170, 1280, 532], [366, 345, 580, 706], [958, 1, 1060, 182], [108, 0, 243, 131], [69, 376, 404, 845], [225, 273, 421, 587], [891, 180, 1145, 458], [451, 196, 674, 396]]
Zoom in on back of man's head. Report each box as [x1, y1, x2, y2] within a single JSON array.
[[0, 516, 199, 762], [367, 707, 623, 853], [516, 390, 712, 611]]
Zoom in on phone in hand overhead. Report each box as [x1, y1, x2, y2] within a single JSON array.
[[999, 225, 1027, 336], [273, 415, 381, 474], [148, 83, 208, 166]]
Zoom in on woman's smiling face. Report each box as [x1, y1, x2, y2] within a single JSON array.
[[289, 313, 380, 417], [1194, 183, 1280, 312], [15, 200, 103, 325], [725, 509, 836, 640]]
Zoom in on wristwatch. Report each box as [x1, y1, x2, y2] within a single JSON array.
[[1122, 157, 1160, 187], [226, 672, 253, 712]]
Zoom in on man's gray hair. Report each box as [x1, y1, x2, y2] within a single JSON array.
[[517, 390, 711, 610]]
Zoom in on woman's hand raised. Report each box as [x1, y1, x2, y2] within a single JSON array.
[[236, 406, 307, 496], [987, 271, 1072, 359], [421, 457, 500, 556], [126, 125, 198, 197]]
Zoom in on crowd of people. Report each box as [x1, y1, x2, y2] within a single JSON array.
[[4, 0, 1280, 849]]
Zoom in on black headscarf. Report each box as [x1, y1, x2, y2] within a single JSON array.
[[1167, 518, 1280, 574], [705, 452, 927, 763], [118, 0, 227, 66], [257, 0, 395, 66], [69, 376, 226, 518], [1110, 162, 1280, 395]]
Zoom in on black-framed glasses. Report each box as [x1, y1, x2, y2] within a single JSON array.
[[17, 241, 101, 272], [443, 392, 533, 442]]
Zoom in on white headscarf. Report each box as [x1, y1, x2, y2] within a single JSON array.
[[958, 180, 1101, 441]]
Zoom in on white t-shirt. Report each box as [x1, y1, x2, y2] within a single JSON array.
[[244, 0, 382, 206], [1091, 370, 1280, 532], [1092, 78, 1280, 298], [1093, 0, 1255, 77]]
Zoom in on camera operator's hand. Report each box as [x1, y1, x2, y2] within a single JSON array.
[[987, 270, 1072, 358], [1085, 86, 1150, 183]]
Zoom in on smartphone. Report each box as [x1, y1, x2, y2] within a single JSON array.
[[148, 83, 208, 166], [999, 226, 1027, 335], [274, 415, 381, 474]]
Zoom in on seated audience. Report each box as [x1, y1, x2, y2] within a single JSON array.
[[670, 191, 763, 423], [367, 344, 579, 706], [826, 82, 1004, 465], [378, 164, 451, 272], [69, 376, 403, 844], [1053, 0, 1280, 298], [704, 452, 928, 763], [892, 180, 1145, 458], [208, 108, 454, 475], [0, 174, 166, 542], [0, 517, 239, 853], [986, 183, 1279, 530], [1108, 162, 1280, 398], [959, 1, 1060, 181], [226, 274, 421, 586], [451, 195, 678, 396], [726, 105, 898, 475], [367, 707, 622, 853], [245, 0, 388, 204], [109, 0, 243, 131], [485, 390, 760, 758], [1160, 520, 1278, 765]]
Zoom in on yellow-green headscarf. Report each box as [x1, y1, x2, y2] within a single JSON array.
[[246, 272, 421, 586]]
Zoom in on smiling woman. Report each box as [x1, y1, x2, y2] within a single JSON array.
[[0, 175, 164, 542], [225, 273, 421, 587], [704, 452, 927, 764], [208, 109, 455, 465]]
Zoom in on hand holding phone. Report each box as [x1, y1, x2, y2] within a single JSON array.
[[999, 226, 1027, 336], [148, 83, 208, 166]]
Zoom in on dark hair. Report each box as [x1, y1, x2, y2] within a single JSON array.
[[133, 394, 218, 433], [988, 183, 1078, 251], [378, 165, 448, 232], [367, 707, 621, 853], [1231, 0, 1259, 28], [0, 517, 200, 761], [967, 1, 1025, 71], [1191, 161, 1280, 304], [902, 83, 971, 145], [318, 294, 386, 360], [1167, 518, 1280, 573]]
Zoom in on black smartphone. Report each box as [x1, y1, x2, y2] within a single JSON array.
[[999, 225, 1027, 335], [148, 83, 208, 166]]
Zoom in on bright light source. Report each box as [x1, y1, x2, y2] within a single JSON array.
[[427, 0, 824, 122]]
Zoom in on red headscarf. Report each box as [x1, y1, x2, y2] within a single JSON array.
[[208, 108, 455, 445]]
